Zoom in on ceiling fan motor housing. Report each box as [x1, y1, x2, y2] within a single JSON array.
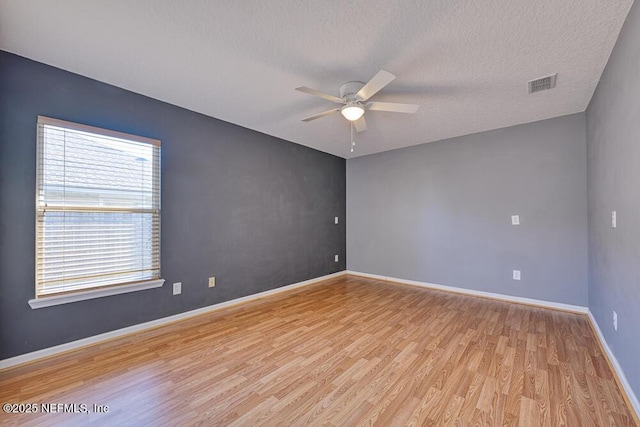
[[339, 81, 365, 100]]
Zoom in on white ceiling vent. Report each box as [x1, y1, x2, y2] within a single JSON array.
[[528, 74, 557, 93]]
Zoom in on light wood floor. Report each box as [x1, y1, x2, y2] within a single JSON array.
[[0, 275, 637, 426]]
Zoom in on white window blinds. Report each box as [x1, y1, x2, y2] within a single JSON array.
[[36, 116, 161, 297]]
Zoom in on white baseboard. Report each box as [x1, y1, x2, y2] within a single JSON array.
[[586, 310, 640, 419], [347, 271, 588, 313], [0, 271, 346, 370]]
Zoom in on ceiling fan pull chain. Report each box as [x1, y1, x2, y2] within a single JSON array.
[[350, 122, 355, 153]]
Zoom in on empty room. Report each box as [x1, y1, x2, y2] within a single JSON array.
[[1, 0, 639, 425]]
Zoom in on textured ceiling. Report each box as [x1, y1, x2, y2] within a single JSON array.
[[0, 0, 633, 158]]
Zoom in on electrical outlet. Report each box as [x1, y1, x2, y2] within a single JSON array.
[[208, 277, 216, 288], [335, 254, 339, 262], [513, 270, 521, 281], [173, 282, 182, 295], [511, 215, 520, 226], [335, 216, 339, 224], [613, 310, 618, 331], [612, 211, 617, 228]]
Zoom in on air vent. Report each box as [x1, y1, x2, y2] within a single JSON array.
[[528, 74, 557, 93]]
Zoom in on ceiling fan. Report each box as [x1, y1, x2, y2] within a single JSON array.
[[295, 70, 419, 133]]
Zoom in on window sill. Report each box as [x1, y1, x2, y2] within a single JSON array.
[[28, 279, 165, 309]]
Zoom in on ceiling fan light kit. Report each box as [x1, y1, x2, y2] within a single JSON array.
[[341, 104, 365, 121]]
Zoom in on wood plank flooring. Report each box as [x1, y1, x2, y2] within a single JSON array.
[[0, 275, 637, 426]]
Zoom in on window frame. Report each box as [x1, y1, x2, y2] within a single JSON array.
[[30, 116, 164, 309]]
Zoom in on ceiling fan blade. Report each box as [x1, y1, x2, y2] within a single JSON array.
[[353, 116, 367, 133], [367, 101, 419, 114], [295, 87, 344, 103], [356, 70, 396, 101], [301, 108, 340, 122]]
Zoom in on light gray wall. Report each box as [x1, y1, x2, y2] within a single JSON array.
[[586, 0, 640, 397], [347, 114, 588, 306]]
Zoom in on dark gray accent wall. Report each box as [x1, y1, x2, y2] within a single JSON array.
[[0, 51, 346, 359], [347, 114, 588, 306], [586, 0, 640, 397]]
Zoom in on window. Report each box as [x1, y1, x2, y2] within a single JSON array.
[[35, 116, 161, 301]]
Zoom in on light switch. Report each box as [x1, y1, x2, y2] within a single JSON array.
[[513, 270, 521, 281], [511, 215, 520, 226], [612, 211, 617, 228], [335, 216, 339, 224]]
